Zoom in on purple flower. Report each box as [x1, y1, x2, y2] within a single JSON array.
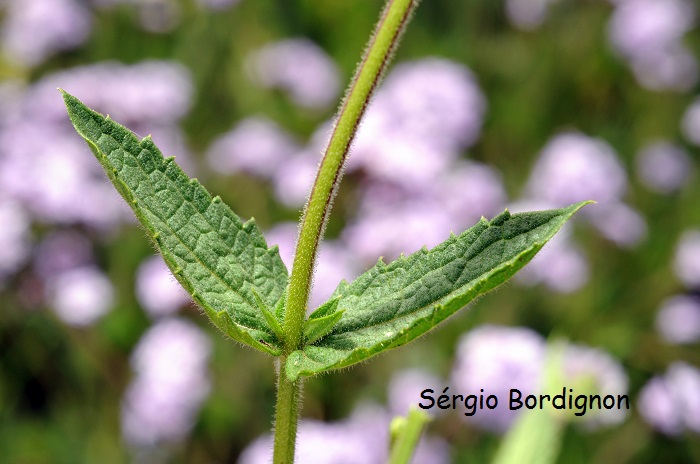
[[90, 0, 181, 33], [515, 233, 589, 293], [607, 0, 698, 91], [272, 150, 318, 208], [207, 117, 299, 178], [0, 198, 31, 285], [342, 198, 456, 263], [673, 229, 700, 288], [524, 132, 647, 249], [240, 417, 380, 464], [27, 61, 193, 125], [638, 362, 700, 435], [387, 369, 444, 417], [47, 266, 114, 326], [377, 58, 486, 151], [137, 0, 181, 33], [638, 376, 684, 436], [347, 58, 486, 189], [636, 140, 693, 193], [136, 255, 191, 318], [0, 61, 195, 228], [342, 160, 506, 264], [436, 161, 508, 230], [608, 0, 695, 58], [264, 222, 298, 269], [451, 325, 546, 432], [309, 241, 359, 310], [586, 202, 647, 248], [655, 295, 700, 344], [1, 0, 91, 67], [122, 318, 212, 446], [628, 44, 698, 92], [560, 344, 629, 429], [350, 123, 456, 189], [526, 132, 627, 206], [247, 39, 341, 110], [0, 119, 132, 227], [505, 0, 557, 30], [0, 80, 25, 126], [32, 230, 93, 281], [239, 403, 450, 464]]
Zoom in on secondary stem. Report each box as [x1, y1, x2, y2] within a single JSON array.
[[273, 0, 420, 462]]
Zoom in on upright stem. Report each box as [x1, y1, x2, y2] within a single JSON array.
[[272, 355, 301, 464], [272, 1, 419, 462]]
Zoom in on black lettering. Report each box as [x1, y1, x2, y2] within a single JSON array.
[[510, 389, 523, 410], [418, 389, 434, 409]]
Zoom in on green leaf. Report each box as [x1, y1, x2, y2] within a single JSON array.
[[251, 288, 285, 340], [62, 90, 288, 356], [303, 296, 344, 345], [286, 202, 590, 380]]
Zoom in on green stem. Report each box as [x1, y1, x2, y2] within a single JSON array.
[[284, 0, 420, 353], [273, 356, 301, 464], [389, 408, 431, 464], [272, 0, 420, 462]]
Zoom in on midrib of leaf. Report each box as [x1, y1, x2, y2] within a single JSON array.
[[62, 91, 287, 354], [329, 216, 519, 334]]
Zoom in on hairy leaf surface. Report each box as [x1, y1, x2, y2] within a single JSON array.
[[62, 91, 287, 355], [287, 202, 589, 380]]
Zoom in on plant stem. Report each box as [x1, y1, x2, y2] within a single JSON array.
[[272, 355, 301, 464], [284, 0, 420, 354], [272, 0, 420, 462], [388, 408, 431, 464]]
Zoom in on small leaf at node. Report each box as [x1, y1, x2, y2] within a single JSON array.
[[304, 308, 345, 345]]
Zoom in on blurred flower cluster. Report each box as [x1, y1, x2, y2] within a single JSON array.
[[122, 317, 212, 446], [0, 0, 698, 462], [608, 0, 698, 91], [242, 407, 449, 464], [451, 325, 628, 432]]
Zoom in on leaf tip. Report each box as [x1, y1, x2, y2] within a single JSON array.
[[565, 200, 595, 217]]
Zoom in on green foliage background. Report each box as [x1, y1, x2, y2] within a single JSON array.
[[0, 0, 699, 462]]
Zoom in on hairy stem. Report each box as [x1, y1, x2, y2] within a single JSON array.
[[272, 0, 420, 462], [284, 0, 419, 353], [389, 408, 431, 464], [273, 356, 301, 464]]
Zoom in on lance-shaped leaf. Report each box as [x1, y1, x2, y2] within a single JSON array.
[[286, 202, 590, 380], [62, 91, 288, 355], [304, 296, 344, 345]]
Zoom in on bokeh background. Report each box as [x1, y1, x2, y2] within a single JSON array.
[[1, 0, 699, 462]]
